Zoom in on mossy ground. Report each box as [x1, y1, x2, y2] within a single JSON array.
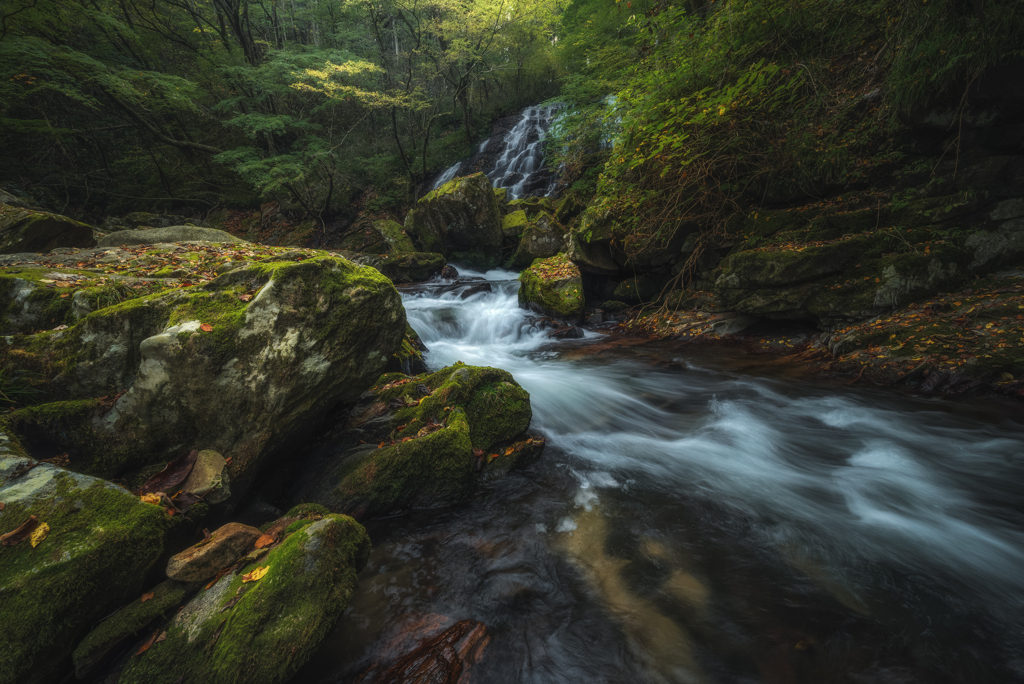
[[0, 470, 169, 684]]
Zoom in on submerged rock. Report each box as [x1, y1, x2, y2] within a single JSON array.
[[0, 204, 95, 254], [404, 173, 504, 268], [0, 449, 168, 684], [307, 363, 542, 519], [353, 616, 491, 684], [518, 253, 585, 324], [119, 513, 371, 684]]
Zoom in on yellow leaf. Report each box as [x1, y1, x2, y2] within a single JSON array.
[[30, 522, 49, 548], [718, 105, 726, 116], [242, 566, 269, 583], [140, 493, 161, 505]]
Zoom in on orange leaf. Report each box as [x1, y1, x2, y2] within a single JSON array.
[[141, 591, 155, 603], [254, 534, 275, 549], [134, 631, 159, 657], [504, 447, 514, 456], [1, 515, 39, 546], [200, 323, 213, 332], [472, 448, 483, 457]]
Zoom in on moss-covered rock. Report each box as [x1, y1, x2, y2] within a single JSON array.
[[97, 226, 247, 247], [508, 211, 566, 269], [518, 254, 585, 324], [309, 363, 536, 518], [404, 173, 504, 267], [339, 219, 417, 255], [507, 196, 556, 217], [0, 204, 95, 254], [349, 251, 445, 283], [501, 209, 529, 246], [385, 324, 428, 375], [3, 254, 406, 502], [119, 514, 371, 684], [0, 453, 169, 684]]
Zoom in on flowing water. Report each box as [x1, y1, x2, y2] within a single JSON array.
[[301, 270, 1024, 684]]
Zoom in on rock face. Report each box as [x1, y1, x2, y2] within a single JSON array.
[[97, 225, 247, 247], [0, 449, 168, 684], [340, 219, 417, 254], [518, 254, 586, 324], [0, 204, 95, 254], [119, 513, 371, 684], [405, 173, 504, 269], [166, 522, 262, 582], [508, 211, 565, 269], [3, 253, 407, 503], [308, 363, 541, 519]]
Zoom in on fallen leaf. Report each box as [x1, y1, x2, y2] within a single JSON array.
[[224, 456, 232, 466], [242, 566, 269, 583], [504, 447, 514, 456], [472, 448, 483, 457], [140, 493, 162, 505], [30, 522, 49, 548], [141, 592, 155, 603], [254, 534, 275, 549], [136, 450, 198, 496], [238, 293, 253, 302], [1, 515, 40, 546], [134, 631, 159, 656], [154, 631, 167, 644], [0, 502, 4, 511], [200, 323, 213, 332]]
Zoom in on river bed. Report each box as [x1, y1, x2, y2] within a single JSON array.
[[299, 269, 1024, 684]]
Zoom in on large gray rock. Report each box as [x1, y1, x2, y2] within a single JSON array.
[[97, 226, 246, 247], [404, 173, 504, 268], [119, 514, 371, 684], [0, 447, 168, 684], [0, 204, 95, 254], [4, 255, 407, 502], [509, 212, 565, 269]]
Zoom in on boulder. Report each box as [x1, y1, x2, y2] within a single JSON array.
[[0, 204, 95, 254], [404, 173, 504, 268], [97, 226, 247, 247], [104, 212, 211, 231], [119, 514, 371, 684], [166, 522, 262, 583], [613, 276, 658, 303], [340, 219, 417, 255], [508, 212, 566, 269], [3, 254, 407, 502], [180, 449, 231, 504], [518, 254, 586, 324], [501, 210, 529, 247], [0, 449, 168, 684], [72, 579, 198, 678], [507, 196, 555, 218], [308, 363, 541, 519], [350, 251, 446, 283]]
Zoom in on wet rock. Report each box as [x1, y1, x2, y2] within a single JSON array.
[[404, 173, 504, 269], [351, 251, 446, 283], [181, 449, 231, 505], [166, 522, 262, 583], [97, 225, 247, 247], [0, 204, 95, 254], [385, 325, 429, 376], [72, 579, 199, 678], [440, 264, 459, 281], [460, 282, 492, 299], [120, 514, 371, 684], [308, 363, 537, 519], [551, 325, 585, 339], [354, 617, 491, 684], [518, 253, 585, 324], [0, 447, 167, 684]]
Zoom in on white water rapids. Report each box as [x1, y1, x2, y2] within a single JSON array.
[[306, 269, 1024, 683]]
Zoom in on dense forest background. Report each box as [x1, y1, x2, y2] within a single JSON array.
[[1, 0, 1021, 233]]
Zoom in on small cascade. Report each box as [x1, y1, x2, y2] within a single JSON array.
[[429, 104, 562, 197]]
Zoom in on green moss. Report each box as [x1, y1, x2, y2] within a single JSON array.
[[502, 210, 529, 239], [284, 503, 330, 518], [518, 254, 585, 323], [0, 470, 168, 684], [119, 514, 370, 684]]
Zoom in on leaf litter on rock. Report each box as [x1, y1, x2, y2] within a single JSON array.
[[135, 449, 198, 496], [1, 515, 40, 546]]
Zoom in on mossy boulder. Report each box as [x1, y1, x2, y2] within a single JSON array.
[[349, 251, 445, 283], [97, 226, 247, 247], [404, 173, 504, 268], [507, 196, 555, 218], [501, 209, 529, 246], [119, 514, 371, 684], [309, 363, 538, 519], [0, 204, 95, 254], [3, 254, 406, 501], [339, 219, 417, 255], [0, 452, 169, 684], [508, 211, 566, 269], [385, 324, 428, 376], [518, 254, 585, 324]]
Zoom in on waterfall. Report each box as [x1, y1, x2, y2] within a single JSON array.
[[430, 104, 562, 197]]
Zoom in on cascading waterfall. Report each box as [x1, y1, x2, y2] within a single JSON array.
[[431, 105, 561, 198]]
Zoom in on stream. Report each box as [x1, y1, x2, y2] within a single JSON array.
[[300, 269, 1024, 684]]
